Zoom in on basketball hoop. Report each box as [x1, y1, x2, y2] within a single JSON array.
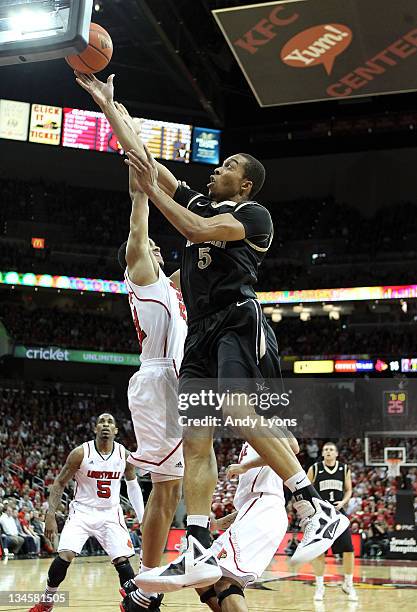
[[386, 458, 402, 479]]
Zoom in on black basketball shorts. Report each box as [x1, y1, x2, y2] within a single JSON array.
[[179, 298, 280, 392], [331, 524, 354, 554]]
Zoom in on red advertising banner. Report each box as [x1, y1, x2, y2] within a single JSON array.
[[212, 0, 417, 106]]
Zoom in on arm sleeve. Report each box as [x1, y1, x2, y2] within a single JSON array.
[[126, 479, 145, 523], [174, 184, 207, 210], [232, 203, 273, 248]]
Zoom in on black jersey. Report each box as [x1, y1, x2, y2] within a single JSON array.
[[174, 185, 274, 323], [312, 461, 349, 503]]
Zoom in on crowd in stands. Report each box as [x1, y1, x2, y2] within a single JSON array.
[[2, 298, 417, 357], [2, 385, 416, 560], [0, 302, 137, 353], [2, 177, 417, 290], [0, 385, 138, 558]]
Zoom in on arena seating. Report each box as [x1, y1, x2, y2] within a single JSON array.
[[2, 385, 415, 559]]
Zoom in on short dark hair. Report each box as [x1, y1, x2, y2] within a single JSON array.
[[323, 441, 338, 451], [239, 153, 266, 198], [118, 241, 127, 271], [96, 412, 117, 426]]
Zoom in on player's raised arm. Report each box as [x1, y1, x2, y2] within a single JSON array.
[[45, 446, 83, 542], [124, 452, 145, 523], [125, 147, 246, 242], [125, 167, 159, 286], [74, 71, 178, 197]]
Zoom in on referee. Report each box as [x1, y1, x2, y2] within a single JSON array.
[[307, 441, 358, 602]]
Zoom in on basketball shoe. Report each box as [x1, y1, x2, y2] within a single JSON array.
[[28, 604, 53, 612], [342, 581, 358, 601], [133, 534, 221, 593], [291, 498, 350, 564], [119, 592, 163, 612]]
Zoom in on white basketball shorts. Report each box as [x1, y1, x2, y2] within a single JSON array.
[[58, 502, 134, 561], [210, 493, 288, 587], [127, 359, 184, 479]]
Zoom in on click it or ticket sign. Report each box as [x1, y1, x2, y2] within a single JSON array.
[[29, 104, 62, 145]]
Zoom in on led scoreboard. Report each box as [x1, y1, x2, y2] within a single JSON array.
[[62, 107, 192, 162], [383, 390, 408, 417], [62, 108, 121, 153]]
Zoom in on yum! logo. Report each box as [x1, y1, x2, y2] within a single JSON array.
[[281, 24, 353, 75]]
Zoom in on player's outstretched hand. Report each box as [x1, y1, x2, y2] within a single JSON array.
[[74, 70, 114, 108], [44, 512, 58, 545], [226, 463, 247, 479], [125, 144, 159, 196], [333, 501, 344, 511]]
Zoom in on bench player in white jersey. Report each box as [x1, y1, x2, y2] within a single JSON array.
[[194, 437, 298, 612], [29, 413, 144, 612], [115, 164, 187, 611]]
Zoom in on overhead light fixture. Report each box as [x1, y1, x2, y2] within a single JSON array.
[[263, 306, 274, 315], [272, 312, 282, 323], [401, 300, 407, 313], [300, 311, 311, 322], [293, 304, 304, 313], [0, 1, 93, 66], [329, 310, 340, 320]]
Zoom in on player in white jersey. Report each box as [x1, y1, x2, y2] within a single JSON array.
[[74, 71, 186, 611], [29, 413, 145, 612], [115, 152, 186, 611], [195, 437, 298, 612]]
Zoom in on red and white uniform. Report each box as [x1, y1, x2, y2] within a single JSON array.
[[125, 268, 187, 479], [58, 441, 133, 561], [210, 443, 288, 587]]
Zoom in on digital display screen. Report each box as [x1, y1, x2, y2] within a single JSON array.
[[141, 118, 192, 163], [29, 104, 62, 145], [62, 107, 121, 153], [0, 99, 30, 141], [62, 107, 192, 161], [383, 391, 408, 416], [192, 127, 221, 165]]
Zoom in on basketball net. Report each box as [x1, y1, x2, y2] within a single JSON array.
[[386, 458, 402, 479]]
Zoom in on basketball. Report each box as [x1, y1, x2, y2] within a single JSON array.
[[65, 23, 113, 74]]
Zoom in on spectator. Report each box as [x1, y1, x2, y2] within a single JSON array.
[[0, 504, 24, 557]]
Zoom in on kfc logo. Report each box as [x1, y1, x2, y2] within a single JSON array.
[[281, 24, 353, 75]]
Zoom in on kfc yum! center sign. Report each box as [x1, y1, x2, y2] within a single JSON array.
[[213, 0, 417, 106]]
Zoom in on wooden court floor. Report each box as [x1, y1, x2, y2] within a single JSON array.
[[1, 552, 417, 611]]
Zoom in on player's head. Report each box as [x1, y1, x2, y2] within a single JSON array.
[[94, 413, 118, 441], [322, 441, 338, 462], [149, 238, 164, 266], [117, 239, 164, 270], [208, 153, 265, 202]]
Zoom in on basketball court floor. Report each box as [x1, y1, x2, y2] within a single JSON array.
[[1, 553, 416, 611]]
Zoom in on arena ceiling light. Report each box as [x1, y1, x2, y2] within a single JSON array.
[[0, 0, 92, 65]]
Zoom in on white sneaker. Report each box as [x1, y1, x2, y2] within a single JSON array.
[[314, 585, 325, 601], [342, 582, 358, 601], [134, 535, 222, 593], [290, 498, 350, 564]]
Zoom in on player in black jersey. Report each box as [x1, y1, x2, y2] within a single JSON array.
[[124, 146, 348, 593], [307, 442, 358, 602], [73, 70, 349, 595]]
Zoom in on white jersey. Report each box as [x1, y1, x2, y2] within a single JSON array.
[[233, 443, 285, 510], [73, 440, 126, 508], [125, 267, 187, 368]]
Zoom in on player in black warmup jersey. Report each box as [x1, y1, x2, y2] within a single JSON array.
[[308, 442, 358, 602], [73, 69, 349, 600]]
